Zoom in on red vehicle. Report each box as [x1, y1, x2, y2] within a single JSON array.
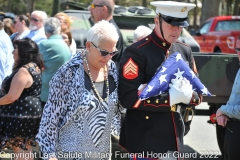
[[193, 16, 240, 53]]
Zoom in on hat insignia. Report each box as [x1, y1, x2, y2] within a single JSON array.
[[162, 42, 166, 47], [181, 7, 187, 12]]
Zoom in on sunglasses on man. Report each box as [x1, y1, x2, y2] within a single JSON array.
[[91, 42, 118, 57], [91, 3, 104, 9], [30, 17, 40, 23]]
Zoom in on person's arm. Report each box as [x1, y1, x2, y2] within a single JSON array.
[[188, 50, 203, 106], [0, 47, 6, 83], [216, 109, 229, 126], [36, 66, 70, 159], [70, 38, 77, 55], [0, 67, 33, 105], [119, 46, 201, 112], [218, 104, 240, 119], [181, 47, 202, 107], [119, 46, 173, 112]]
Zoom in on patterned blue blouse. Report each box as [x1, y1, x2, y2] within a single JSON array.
[[36, 51, 122, 160]]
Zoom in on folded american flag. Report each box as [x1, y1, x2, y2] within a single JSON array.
[[139, 52, 212, 100]]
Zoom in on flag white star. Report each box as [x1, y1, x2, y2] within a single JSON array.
[[176, 53, 183, 62], [159, 74, 167, 84], [161, 67, 167, 73], [201, 87, 208, 95], [146, 85, 154, 92], [174, 68, 184, 79], [190, 70, 196, 79], [159, 90, 162, 95]]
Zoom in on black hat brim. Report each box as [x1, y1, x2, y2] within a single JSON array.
[[160, 14, 189, 27]]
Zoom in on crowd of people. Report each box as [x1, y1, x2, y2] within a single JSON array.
[[0, 0, 239, 160]]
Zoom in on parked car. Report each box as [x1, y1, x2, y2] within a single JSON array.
[[192, 16, 240, 53], [64, 9, 200, 52]]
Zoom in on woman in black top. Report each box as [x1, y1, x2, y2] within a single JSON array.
[[0, 38, 43, 160]]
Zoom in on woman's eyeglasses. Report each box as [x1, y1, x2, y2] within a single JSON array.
[[91, 42, 118, 57], [91, 3, 104, 9], [30, 17, 40, 23], [235, 48, 240, 52]]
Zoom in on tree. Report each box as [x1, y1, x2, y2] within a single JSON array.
[[52, 0, 60, 16], [142, 0, 147, 7], [27, 0, 35, 14], [7, 0, 12, 12], [193, 0, 197, 29], [200, 0, 220, 25], [233, 0, 240, 15]]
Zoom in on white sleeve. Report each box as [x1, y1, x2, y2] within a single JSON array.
[[70, 38, 77, 56]]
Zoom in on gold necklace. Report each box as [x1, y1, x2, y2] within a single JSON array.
[[83, 52, 109, 102]]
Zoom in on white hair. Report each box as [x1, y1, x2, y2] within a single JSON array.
[[44, 17, 61, 35], [31, 10, 48, 21], [87, 20, 119, 46], [133, 25, 152, 43]]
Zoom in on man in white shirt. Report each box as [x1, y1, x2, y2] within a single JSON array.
[[26, 10, 47, 45], [0, 20, 14, 84]]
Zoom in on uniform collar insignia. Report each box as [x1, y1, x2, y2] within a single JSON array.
[[151, 30, 171, 50]]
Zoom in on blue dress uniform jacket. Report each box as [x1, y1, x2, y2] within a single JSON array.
[[118, 29, 200, 159]]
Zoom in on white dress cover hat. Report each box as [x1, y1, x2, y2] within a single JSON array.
[[150, 1, 196, 27]]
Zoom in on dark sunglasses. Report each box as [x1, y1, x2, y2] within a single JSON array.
[[91, 42, 118, 57], [235, 48, 240, 52], [30, 17, 40, 22], [91, 3, 104, 9]]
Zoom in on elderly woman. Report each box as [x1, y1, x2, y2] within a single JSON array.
[[38, 17, 71, 108], [36, 20, 121, 160], [0, 38, 43, 160], [54, 12, 77, 55]]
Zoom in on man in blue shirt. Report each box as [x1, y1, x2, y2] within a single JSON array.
[[0, 20, 14, 84], [26, 10, 47, 45]]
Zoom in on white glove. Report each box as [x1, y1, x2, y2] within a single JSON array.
[[169, 77, 193, 106]]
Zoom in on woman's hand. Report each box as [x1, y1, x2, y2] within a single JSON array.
[[216, 110, 228, 126], [49, 158, 58, 160]]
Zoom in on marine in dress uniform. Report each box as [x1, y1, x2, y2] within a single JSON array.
[[118, 1, 202, 160]]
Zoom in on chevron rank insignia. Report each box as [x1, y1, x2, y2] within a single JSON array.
[[123, 58, 138, 79]]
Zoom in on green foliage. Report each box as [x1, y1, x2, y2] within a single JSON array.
[[0, 0, 26, 14], [0, 0, 53, 16], [35, 0, 53, 15], [0, 0, 239, 17]]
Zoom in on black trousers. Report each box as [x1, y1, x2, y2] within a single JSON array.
[[224, 120, 240, 160], [216, 124, 226, 156]]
